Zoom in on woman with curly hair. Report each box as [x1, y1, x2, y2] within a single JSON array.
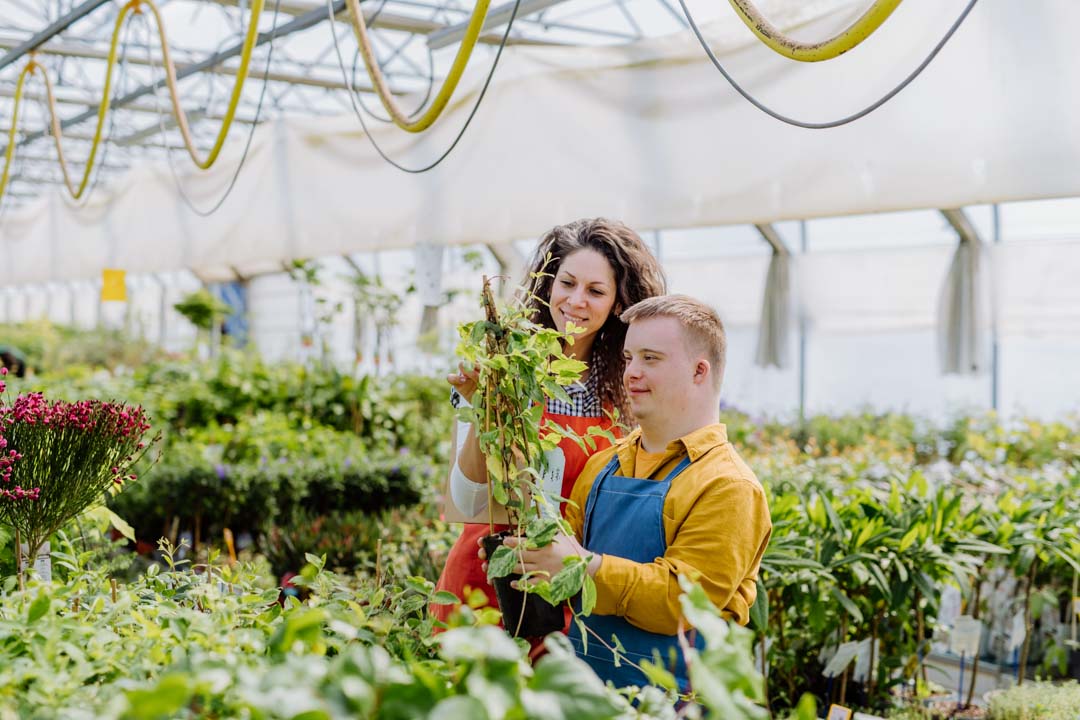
[[432, 218, 666, 629]]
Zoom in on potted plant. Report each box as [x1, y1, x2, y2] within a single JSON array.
[[457, 276, 597, 637], [0, 373, 157, 588]]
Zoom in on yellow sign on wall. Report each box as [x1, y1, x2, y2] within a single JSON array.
[[101, 269, 126, 302]]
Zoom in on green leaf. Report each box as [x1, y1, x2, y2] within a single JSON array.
[[899, 526, 919, 552], [85, 504, 137, 543], [546, 559, 586, 604], [426, 696, 489, 720], [523, 652, 622, 720], [123, 674, 193, 720], [269, 608, 327, 655], [431, 591, 460, 605], [580, 575, 597, 616], [486, 545, 517, 581], [526, 518, 561, 549], [795, 693, 818, 720], [27, 593, 51, 623], [748, 578, 769, 633], [829, 587, 863, 624]]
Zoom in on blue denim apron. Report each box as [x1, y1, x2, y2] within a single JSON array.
[[568, 453, 704, 690]]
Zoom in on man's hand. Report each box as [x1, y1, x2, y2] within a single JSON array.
[[478, 533, 602, 586]]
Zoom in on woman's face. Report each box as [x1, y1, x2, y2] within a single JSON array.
[[548, 248, 618, 344]]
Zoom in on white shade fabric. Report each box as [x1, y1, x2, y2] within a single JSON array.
[[3, 0, 1080, 283]]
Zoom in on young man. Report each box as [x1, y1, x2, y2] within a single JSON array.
[[502, 294, 772, 690]]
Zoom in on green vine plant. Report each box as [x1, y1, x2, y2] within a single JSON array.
[[455, 271, 607, 635]]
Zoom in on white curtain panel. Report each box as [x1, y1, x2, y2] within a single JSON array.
[[754, 250, 791, 369], [937, 239, 989, 374]]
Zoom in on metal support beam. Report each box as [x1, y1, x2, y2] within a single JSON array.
[[485, 242, 525, 296], [12, 0, 355, 149], [212, 0, 548, 45], [798, 220, 807, 423], [940, 207, 981, 245], [990, 204, 1001, 411], [753, 223, 791, 256], [0, 0, 111, 71], [0, 33, 379, 93], [0, 86, 262, 123], [428, 0, 568, 49]]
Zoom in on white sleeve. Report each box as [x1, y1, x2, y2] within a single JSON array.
[[449, 405, 489, 516]]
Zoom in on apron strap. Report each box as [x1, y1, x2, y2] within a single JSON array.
[[582, 456, 621, 545], [659, 455, 694, 485]]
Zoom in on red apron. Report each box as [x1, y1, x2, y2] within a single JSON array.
[[430, 408, 616, 627]]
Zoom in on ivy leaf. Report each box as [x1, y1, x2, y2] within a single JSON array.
[[580, 575, 597, 617], [547, 559, 586, 605], [487, 545, 517, 581], [526, 518, 561, 549], [522, 652, 622, 720], [428, 694, 490, 720], [431, 591, 460, 606]]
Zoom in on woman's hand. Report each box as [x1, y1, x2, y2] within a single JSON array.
[[447, 362, 480, 404]]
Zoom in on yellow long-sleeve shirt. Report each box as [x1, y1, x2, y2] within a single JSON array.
[[566, 423, 772, 635]]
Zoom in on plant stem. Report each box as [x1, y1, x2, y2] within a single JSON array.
[[759, 634, 771, 715], [916, 590, 928, 688], [839, 614, 849, 706], [868, 608, 881, 705], [965, 569, 984, 707], [14, 527, 24, 593], [485, 382, 495, 535], [1017, 559, 1038, 685]]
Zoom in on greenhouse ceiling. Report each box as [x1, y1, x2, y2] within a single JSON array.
[[0, 0, 688, 208]]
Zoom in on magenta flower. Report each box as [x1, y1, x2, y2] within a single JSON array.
[[0, 393, 159, 568]]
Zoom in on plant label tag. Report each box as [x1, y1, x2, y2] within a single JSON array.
[[539, 446, 566, 512], [101, 269, 127, 302], [823, 641, 859, 677], [19, 541, 51, 582], [852, 638, 878, 682], [827, 706, 852, 720], [1007, 610, 1026, 651], [950, 615, 982, 656]]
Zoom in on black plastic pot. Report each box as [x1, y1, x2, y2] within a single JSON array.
[[482, 531, 565, 638], [1069, 648, 1080, 680]]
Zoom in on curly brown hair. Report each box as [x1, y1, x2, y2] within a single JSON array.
[[522, 218, 667, 421]]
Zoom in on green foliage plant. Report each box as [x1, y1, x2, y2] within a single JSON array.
[[988, 680, 1080, 720], [457, 275, 598, 634], [172, 289, 231, 332]]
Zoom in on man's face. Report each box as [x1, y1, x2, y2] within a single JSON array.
[[622, 316, 699, 426]]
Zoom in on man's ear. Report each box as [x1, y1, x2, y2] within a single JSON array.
[[693, 359, 711, 385]]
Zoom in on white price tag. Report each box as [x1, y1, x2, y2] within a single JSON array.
[[823, 641, 860, 678], [1007, 610, 1026, 652], [19, 541, 51, 582], [827, 706, 852, 720], [852, 638, 878, 682], [950, 615, 982, 656], [539, 446, 567, 513]]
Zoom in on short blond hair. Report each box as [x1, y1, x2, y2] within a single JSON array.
[[621, 295, 726, 390]]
